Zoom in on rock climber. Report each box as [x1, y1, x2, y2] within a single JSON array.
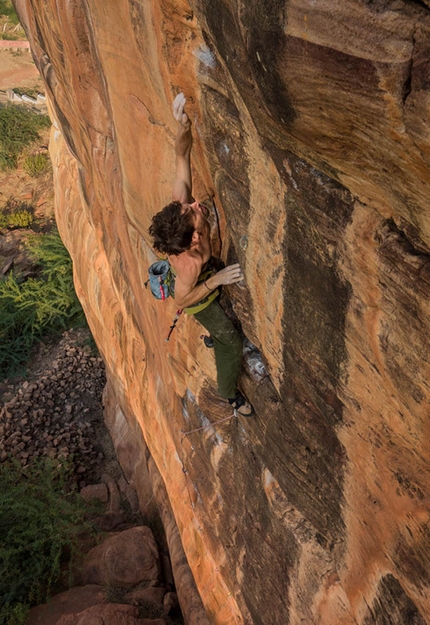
[[149, 92, 254, 417]]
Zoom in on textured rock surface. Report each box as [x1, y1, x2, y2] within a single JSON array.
[[55, 603, 166, 625], [81, 526, 161, 587], [102, 383, 210, 625], [15, 0, 430, 623], [27, 585, 107, 625]]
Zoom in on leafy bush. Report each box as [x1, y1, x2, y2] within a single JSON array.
[[0, 198, 34, 229], [0, 104, 50, 170], [0, 603, 28, 625], [0, 459, 93, 624], [0, 0, 19, 24], [23, 152, 50, 177], [0, 230, 87, 378], [0, 209, 33, 229], [0, 32, 19, 40]]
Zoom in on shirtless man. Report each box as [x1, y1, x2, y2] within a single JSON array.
[[149, 93, 254, 417]]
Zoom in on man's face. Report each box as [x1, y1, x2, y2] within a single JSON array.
[[181, 202, 208, 247]]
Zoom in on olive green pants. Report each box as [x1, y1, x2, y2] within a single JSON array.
[[193, 299, 242, 399]]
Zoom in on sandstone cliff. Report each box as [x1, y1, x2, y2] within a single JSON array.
[[15, 0, 430, 623]]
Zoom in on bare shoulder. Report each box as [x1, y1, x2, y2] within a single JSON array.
[[169, 251, 202, 286]]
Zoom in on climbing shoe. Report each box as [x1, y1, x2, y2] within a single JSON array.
[[228, 392, 255, 417]]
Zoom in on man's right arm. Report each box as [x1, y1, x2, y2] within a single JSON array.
[[174, 262, 244, 309], [172, 93, 193, 204]]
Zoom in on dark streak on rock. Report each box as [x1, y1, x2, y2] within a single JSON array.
[[363, 574, 426, 624], [204, 86, 353, 540], [411, 0, 430, 9], [402, 62, 413, 105], [200, 0, 295, 130], [240, 0, 296, 125], [365, 0, 430, 14], [377, 218, 430, 291], [393, 471, 425, 500], [285, 34, 381, 100], [199, 84, 256, 336], [78, 166, 90, 208], [269, 145, 352, 540]]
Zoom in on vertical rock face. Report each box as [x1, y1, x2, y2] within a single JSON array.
[[16, 0, 430, 623]]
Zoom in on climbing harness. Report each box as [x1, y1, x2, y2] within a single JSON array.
[[170, 263, 220, 316]]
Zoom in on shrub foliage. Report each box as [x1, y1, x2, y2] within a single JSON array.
[[0, 460, 92, 625], [23, 152, 50, 177], [0, 104, 50, 170], [0, 0, 19, 24], [0, 230, 87, 378], [0, 208, 33, 229]]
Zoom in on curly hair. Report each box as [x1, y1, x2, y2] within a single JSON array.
[[149, 201, 195, 256]]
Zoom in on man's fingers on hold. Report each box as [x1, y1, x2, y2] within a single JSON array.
[[173, 93, 186, 119]]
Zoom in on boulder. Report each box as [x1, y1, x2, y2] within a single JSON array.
[[55, 603, 167, 625], [81, 526, 160, 587], [163, 592, 179, 615], [80, 483, 109, 503], [124, 586, 166, 607], [27, 585, 107, 625]]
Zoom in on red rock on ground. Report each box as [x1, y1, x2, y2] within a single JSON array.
[[81, 526, 161, 587], [55, 603, 166, 625], [27, 585, 107, 625], [124, 586, 166, 607], [80, 483, 109, 503]]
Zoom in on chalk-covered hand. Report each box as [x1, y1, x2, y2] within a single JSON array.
[[212, 263, 244, 287], [173, 92, 190, 128]]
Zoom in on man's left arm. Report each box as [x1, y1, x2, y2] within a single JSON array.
[[172, 93, 193, 204]]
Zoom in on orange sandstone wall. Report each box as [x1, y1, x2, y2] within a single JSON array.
[[15, 0, 430, 623]]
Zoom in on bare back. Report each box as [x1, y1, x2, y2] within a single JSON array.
[[169, 216, 211, 306]]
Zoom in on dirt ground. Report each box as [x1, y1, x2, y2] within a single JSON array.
[[0, 48, 41, 91]]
